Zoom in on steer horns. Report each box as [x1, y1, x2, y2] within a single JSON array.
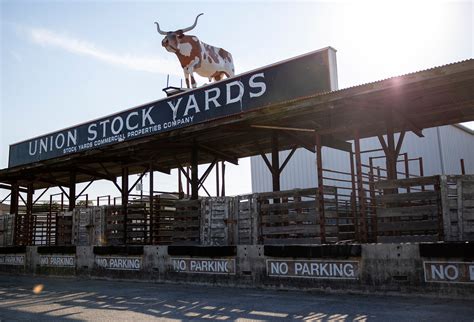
[[154, 13, 204, 35]]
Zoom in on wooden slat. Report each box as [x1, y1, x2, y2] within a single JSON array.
[[378, 191, 439, 203], [263, 237, 322, 245], [377, 204, 438, 218], [377, 235, 438, 243], [263, 224, 320, 235], [260, 200, 316, 212], [377, 220, 438, 232], [257, 188, 318, 199], [375, 175, 439, 189], [261, 213, 318, 224]]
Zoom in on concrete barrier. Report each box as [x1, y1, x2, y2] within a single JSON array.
[[0, 242, 472, 299]]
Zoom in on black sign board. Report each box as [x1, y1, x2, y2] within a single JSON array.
[[9, 47, 336, 168]]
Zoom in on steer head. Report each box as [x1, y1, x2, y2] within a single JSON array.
[[155, 13, 203, 53]]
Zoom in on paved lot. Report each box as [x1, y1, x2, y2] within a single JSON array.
[[0, 275, 473, 321]]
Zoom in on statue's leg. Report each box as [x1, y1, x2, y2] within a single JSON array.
[[183, 71, 191, 88], [190, 74, 197, 88]]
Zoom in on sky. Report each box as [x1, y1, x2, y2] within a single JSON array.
[[0, 0, 473, 203]]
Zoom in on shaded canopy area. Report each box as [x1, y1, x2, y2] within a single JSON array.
[[0, 59, 473, 190]]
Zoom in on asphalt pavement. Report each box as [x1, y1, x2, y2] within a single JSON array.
[[0, 274, 473, 321]]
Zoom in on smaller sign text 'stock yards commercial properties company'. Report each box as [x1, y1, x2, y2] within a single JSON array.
[[8, 48, 336, 167]]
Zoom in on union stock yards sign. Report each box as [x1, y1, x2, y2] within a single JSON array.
[[9, 47, 337, 168]]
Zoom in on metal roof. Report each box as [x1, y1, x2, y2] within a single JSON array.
[[1, 58, 473, 189]]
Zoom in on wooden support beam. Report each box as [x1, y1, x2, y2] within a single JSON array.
[[279, 146, 297, 174], [198, 160, 217, 189], [35, 176, 68, 188], [395, 131, 406, 157], [398, 113, 424, 137], [18, 193, 27, 206], [198, 144, 239, 165], [128, 167, 148, 194], [315, 134, 326, 244], [281, 131, 316, 153], [258, 149, 274, 175], [33, 187, 49, 205], [271, 132, 280, 192], [321, 136, 352, 153], [191, 144, 199, 200], [122, 166, 129, 244], [76, 167, 116, 181], [10, 183, 19, 215], [26, 183, 34, 245], [216, 160, 220, 197], [386, 116, 397, 181], [0, 184, 28, 193], [221, 162, 226, 197], [354, 129, 367, 243], [76, 180, 94, 199], [251, 124, 315, 132], [149, 162, 154, 244], [1, 193, 11, 204], [26, 183, 33, 216], [58, 186, 70, 200], [68, 171, 76, 211]]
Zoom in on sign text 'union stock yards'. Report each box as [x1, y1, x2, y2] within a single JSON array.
[[8, 48, 336, 167]]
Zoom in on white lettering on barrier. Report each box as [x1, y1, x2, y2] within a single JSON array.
[[267, 260, 359, 280], [39, 255, 75, 267], [0, 254, 25, 265], [424, 261, 474, 284], [171, 258, 235, 275], [95, 256, 142, 271]]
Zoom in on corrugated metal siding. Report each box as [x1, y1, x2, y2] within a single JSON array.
[[439, 125, 474, 175], [251, 125, 473, 192]]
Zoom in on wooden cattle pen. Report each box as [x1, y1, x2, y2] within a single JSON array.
[[0, 54, 473, 247]]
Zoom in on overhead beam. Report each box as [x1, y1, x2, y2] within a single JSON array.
[[0, 184, 28, 193], [198, 144, 239, 165], [76, 167, 116, 181], [281, 131, 316, 153], [251, 124, 315, 132]]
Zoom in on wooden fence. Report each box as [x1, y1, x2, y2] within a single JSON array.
[[2, 175, 473, 246]]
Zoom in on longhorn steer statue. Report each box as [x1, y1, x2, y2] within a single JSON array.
[[155, 13, 235, 88]]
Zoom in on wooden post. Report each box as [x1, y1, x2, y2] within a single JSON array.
[[349, 152, 359, 241], [216, 161, 220, 197], [68, 171, 76, 211], [221, 162, 226, 197], [404, 153, 410, 193], [10, 183, 19, 215], [368, 157, 377, 242], [149, 163, 154, 244], [26, 183, 34, 245], [122, 166, 129, 244], [460, 159, 466, 175], [354, 130, 367, 243], [186, 167, 190, 197], [191, 144, 199, 200], [315, 133, 326, 244], [271, 132, 280, 192]]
